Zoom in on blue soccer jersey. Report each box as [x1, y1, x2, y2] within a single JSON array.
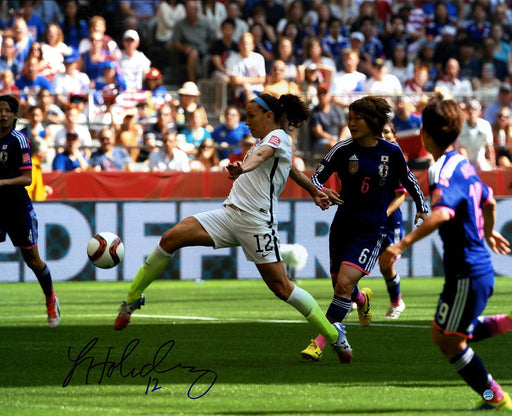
[[0, 129, 32, 201], [0, 129, 38, 248], [428, 150, 493, 277], [312, 137, 427, 275], [312, 138, 428, 231]]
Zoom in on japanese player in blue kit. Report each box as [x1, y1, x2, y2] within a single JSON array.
[[0, 94, 60, 327], [381, 95, 512, 410], [301, 96, 429, 362]]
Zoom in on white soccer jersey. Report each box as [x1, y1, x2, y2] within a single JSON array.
[[224, 129, 292, 223]]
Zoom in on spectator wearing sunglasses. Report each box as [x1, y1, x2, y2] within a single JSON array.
[[190, 138, 222, 171], [90, 128, 133, 171]]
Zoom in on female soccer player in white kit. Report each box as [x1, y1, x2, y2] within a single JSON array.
[[114, 93, 352, 362]]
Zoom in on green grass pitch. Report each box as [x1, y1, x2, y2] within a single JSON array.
[[1, 277, 511, 416]]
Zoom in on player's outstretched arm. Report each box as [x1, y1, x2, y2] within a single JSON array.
[[486, 230, 511, 255], [289, 165, 334, 210], [321, 187, 343, 206], [399, 164, 429, 218], [387, 191, 405, 217], [226, 144, 276, 179], [0, 169, 32, 187], [381, 209, 450, 267], [483, 201, 511, 255]]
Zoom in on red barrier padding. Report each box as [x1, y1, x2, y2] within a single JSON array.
[[43, 169, 512, 201]]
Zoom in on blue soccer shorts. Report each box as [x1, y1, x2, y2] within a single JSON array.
[[433, 273, 494, 338], [0, 201, 39, 249], [329, 226, 387, 276]]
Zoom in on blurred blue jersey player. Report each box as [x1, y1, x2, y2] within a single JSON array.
[[301, 96, 429, 363], [382, 95, 512, 411], [0, 95, 60, 328]]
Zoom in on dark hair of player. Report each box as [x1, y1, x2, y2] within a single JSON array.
[[253, 93, 311, 129], [349, 96, 392, 137], [0, 95, 19, 128], [421, 95, 462, 149], [0, 94, 19, 114]]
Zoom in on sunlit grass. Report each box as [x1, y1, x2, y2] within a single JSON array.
[[1, 277, 511, 415]]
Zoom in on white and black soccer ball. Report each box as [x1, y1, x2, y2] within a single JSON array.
[[87, 232, 125, 269]]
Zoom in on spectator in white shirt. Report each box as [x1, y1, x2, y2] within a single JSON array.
[[331, 48, 366, 108], [54, 105, 92, 151], [41, 23, 73, 81], [155, 0, 186, 45], [51, 52, 90, 108], [364, 58, 402, 102], [384, 42, 414, 88], [226, 32, 266, 105], [198, 0, 227, 39], [435, 58, 473, 101], [149, 130, 191, 172], [457, 99, 495, 171], [119, 30, 151, 91]]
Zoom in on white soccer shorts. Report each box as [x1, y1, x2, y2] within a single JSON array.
[[194, 205, 281, 264]]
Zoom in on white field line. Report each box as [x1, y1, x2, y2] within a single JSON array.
[[5, 313, 431, 328], [137, 314, 431, 328]]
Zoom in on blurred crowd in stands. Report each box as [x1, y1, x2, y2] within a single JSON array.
[[3, 0, 512, 196]]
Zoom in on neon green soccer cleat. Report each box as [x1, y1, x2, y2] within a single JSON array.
[[358, 288, 373, 326], [301, 339, 323, 361]]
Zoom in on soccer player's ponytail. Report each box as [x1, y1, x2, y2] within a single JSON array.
[[278, 94, 311, 128], [253, 93, 311, 129]]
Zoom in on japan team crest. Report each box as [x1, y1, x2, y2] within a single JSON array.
[[348, 154, 358, 174], [378, 163, 389, 178], [0, 145, 7, 164], [378, 155, 389, 178]]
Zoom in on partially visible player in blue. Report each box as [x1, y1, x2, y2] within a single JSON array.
[[381, 95, 512, 411], [0, 94, 60, 328], [301, 96, 429, 363], [380, 122, 407, 318]]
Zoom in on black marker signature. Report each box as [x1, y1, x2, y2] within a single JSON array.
[[62, 337, 217, 399]]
